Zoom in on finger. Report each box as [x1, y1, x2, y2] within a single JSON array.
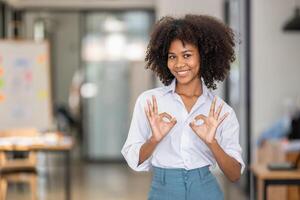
[[194, 114, 207, 122], [170, 117, 177, 126], [159, 112, 173, 121], [144, 106, 151, 121], [215, 102, 225, 120], [209, 96, 217, 117], [189, 120, 197, 130], [147, 99, 153, 117], [218, 112, 229, 126], [152, 95, 158, 114]]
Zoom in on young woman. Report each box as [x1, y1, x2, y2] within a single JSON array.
[[121, 14, 245, 200]]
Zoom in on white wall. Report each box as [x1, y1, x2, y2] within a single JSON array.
[[23, 12, 81, 106], [156, 0, 223, 19], [252, 0, 300, 140], [6, 0, 154, 9]]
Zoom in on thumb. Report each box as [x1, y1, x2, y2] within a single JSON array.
[[189, 119, 196, 129], [170, 117, 177, 126]]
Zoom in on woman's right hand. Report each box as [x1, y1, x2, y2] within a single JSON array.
[[144, 95, 177, 143]]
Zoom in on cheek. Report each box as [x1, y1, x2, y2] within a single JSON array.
[[195, 65, 201, 74], [190, 59, 201, 72], [167, 60, 174, 71], [189, 63, 200, 76]]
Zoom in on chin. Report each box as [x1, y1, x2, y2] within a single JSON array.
[[175, 76, 193, 85]]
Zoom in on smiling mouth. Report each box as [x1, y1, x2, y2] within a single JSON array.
[[176, 70, 190, 76]]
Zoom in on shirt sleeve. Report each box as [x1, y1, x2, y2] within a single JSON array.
[[121, 94, 152, 172], [219, 109, 245, 174]]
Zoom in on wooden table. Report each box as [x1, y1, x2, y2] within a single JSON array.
[[0, 133, 74, 200], [251, 164, 300, 200]]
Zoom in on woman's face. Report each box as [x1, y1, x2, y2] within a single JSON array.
[[167, 39, 201, 85]]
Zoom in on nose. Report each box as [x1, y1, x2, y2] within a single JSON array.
[[175, 57, 186, 69]]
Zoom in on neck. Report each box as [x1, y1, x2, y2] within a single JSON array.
[[175, 78, 202, 97]]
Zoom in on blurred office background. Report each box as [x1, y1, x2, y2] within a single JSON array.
[[0, 0, 300, 199]]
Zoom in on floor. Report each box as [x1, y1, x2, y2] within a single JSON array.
[[5, 154, 248, 200]]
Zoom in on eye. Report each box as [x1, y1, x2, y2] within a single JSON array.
[[183, 54, 192, 59], [168, 55, 176, 59]]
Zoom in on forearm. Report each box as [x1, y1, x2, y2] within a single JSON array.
[[138, 136, 159, 165], [208, 140, 241, 182]]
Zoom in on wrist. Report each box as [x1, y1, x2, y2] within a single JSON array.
[[149, 136, 160, 145], [206, 138, 218, 149]]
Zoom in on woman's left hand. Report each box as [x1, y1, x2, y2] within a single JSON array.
[[189, 97, 229, 146]]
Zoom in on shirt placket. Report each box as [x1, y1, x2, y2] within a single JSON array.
[[175, 94, 206, 169]]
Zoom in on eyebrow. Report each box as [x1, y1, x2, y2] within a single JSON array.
[[168, 50, 194, 54]]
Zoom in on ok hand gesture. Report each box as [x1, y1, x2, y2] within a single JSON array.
[[189, 97, 229, 145], [145, 95, 177, 143]]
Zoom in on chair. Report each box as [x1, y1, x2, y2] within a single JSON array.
[[0, 128, 39, 200]]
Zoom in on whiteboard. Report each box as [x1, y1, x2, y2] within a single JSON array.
[[0, 40, 53, 130]]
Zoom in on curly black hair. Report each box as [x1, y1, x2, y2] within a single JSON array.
[[145, 14, 236, 90]]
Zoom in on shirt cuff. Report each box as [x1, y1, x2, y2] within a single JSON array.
[[225, 149, 245, 174], [121, 143, 152, 172]]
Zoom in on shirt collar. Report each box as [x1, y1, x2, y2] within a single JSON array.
[[163, 79, 176, 95], [163, 78, 209, 97]]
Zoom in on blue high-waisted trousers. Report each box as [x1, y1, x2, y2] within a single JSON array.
[[148, 166, 224, 200]]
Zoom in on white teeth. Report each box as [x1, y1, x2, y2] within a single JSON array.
[[177, 70, 189, 76]]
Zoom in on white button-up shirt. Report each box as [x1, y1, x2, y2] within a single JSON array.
[[121, 79, 245, 174]]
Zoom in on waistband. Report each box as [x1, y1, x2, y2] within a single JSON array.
[[152, 165, 211, 185]]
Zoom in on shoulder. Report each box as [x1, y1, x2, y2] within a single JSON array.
[[136, 86, 167, 103]]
